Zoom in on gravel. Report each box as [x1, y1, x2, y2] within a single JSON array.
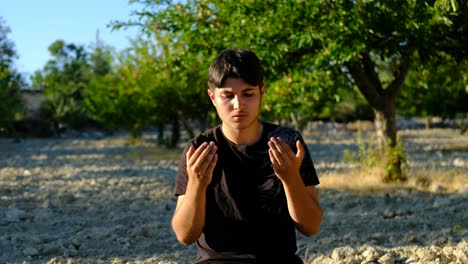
[[0, 125, 467, 264]]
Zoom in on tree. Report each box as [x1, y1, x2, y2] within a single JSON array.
[[0, 17, 24, 133], [31, 40, 92, 130], [112, 22, 218, 142], [398, 52, 468, 129], [84, 37, 187, 145], [121, 0, 468, 181]]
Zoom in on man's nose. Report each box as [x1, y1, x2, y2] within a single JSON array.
[[233, 95, 242, 110]]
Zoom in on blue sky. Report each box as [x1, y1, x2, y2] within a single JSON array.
[[1, 0, 141, 78]]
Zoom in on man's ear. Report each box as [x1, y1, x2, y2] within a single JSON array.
[[207, 89, 216, 106], [260, 84, 266, 96]]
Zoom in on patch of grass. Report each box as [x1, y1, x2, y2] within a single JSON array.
[[319, 167, 467, 193], [407, 168, 468, 193]]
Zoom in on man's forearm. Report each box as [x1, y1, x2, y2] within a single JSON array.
[[282, 176, 323, 237], [172, 182, 208, 245]]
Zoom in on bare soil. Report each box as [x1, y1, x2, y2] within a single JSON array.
[[0, 126, 467, 264]]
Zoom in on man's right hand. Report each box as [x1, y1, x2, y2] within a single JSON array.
[[186, 141, 218, 188]]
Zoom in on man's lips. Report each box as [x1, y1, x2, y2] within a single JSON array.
[[232, 113, 248, 118]]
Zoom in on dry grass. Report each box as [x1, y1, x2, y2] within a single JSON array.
[[319, 167, 467, 193]]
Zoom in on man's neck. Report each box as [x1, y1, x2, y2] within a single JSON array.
[[221, 121, 263, 146]]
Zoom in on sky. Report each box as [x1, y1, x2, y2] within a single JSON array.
[[1, 0, 141, 79]]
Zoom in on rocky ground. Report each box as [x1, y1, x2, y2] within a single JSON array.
[[0, 124, 467, 264]]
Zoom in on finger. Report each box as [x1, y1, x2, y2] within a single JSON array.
[[198, 143, 217, 173], [296, 140, 305, 160], [206, 153, 218, 176], [188, 142, 208, 165], [268, 140, 284, 166], [186, 144, 195, 161], [277, 137, 296, 161], [194, 142, 215, 172], [271, 137, 285, 154], [268, 148, 280, 168]]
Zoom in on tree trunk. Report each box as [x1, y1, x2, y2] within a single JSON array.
[[171, 115, 180, 148], [425, 117, 432, 129], [181, 118, 195, 139], [346, 51, 413, 182], [290, 112, 299, 131], [157, 123, 164, 146], [374, 106, 397, 152], [374, 102, 405, 182]]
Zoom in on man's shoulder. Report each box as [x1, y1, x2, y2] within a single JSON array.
[[264, 122, 301, 146], [189, 126, 220, 147]]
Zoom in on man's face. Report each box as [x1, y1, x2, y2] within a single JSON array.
[[208, 77, 265, 131]]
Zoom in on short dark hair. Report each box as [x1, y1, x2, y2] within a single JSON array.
[[208, 49, 264, 89]]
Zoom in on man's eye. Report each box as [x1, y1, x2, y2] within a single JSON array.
[[243, 93, 254, 97], [222, 94, 234, 98]]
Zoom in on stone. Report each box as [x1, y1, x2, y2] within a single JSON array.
[[129, 201, 141, 211], [453, 158, 466, 167], [43, 243, 62, 255], [378, 253, 395, 264], [408, 235, 419, 243], [33, 208, 52, 221], [63, 248, 78, 257], [5, 208, 31, 222], [311, 256, 334, 264], [57, 193, 76, 206], [458, 187, 468, 196], [453, 249, 468, 263], [433, 197, 451, 207], [442, 246, 453, 256], [47, 257, 64, 264], [383, 209, 396, 219], [369, 233, 386, 243], [331, 246, 358, 260], [416, 248, 437, 262], [319, 237, 335, 246], [23, 247, 39, 256], [362, 247, 382, 262]]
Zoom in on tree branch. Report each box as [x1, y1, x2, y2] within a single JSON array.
[[385, 49, 414, 98], [362, 53, 384, 94], [346, 57, 383, 109]]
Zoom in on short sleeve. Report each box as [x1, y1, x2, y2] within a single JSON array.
[[295, 133, 320, 186], [174, 142, 192, 196]]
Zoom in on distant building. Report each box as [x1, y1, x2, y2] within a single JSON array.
[[20, 87, 44, 119]]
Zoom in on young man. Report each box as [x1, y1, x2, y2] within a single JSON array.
[[172, 49, 323, 263]]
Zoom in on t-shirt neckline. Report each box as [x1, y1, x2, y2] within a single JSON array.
[[218, 121, 268, 150]]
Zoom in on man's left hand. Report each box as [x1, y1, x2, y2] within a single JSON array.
[[268, 137, 304, 183]]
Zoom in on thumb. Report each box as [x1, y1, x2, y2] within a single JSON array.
[[296, 140, 305, 160]]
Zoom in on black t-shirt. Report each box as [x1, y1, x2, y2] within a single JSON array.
[[175, 122, 319, 263]]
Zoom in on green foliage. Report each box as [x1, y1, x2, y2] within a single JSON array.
[[383, 138, 408, 182], [84, 43, 159, 138], [341, 122, 380, 167], [398, 52, 468, 120], [342, 124, 408, 182], [122, 0, 467, 120], [83, 36, 202, 143], [31, 40, 92, 129], [262, 66, 352, 128], [0, 18, 24, 133], [117, 0, 467, 180], [452, 224, 462, 232]]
